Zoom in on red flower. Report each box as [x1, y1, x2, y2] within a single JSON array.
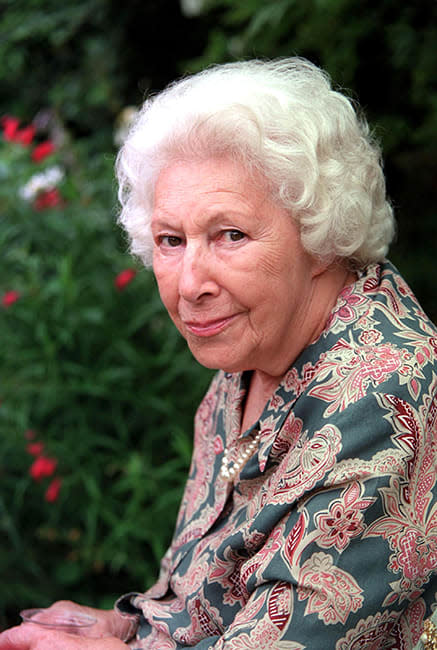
[[1, 117, 36, 145], [24, 429, 36, 440], [33, 188, 63, 211], [1, 116, 20, 141], [15, 125, 36, 146], [2, 290, 20, 308], [29, 456, 57, 481], [26, 442, 44, 456], [32, 140, 55, 162], [45, 477, 62, 503], [115, 268, 136, 290]]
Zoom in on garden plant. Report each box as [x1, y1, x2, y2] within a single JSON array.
[[0, 113, 213, 627]]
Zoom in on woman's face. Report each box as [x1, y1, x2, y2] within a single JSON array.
[[152, 157, 324, 377]]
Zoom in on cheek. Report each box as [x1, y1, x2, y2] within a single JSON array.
[[242, 256, 291, 301], [157, 282, 184, 334], [238, 238, 294, 282], [154, 269, 179, 312]]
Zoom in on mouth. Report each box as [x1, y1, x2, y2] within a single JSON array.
[[183, 314, 238, 338]]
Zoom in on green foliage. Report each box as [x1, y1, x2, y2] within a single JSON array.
[[0, 0, 209, 145], [0, 0, 123, 144], [0, 123, 213, 624]]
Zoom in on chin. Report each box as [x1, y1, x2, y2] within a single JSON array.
[[188, 344, 244, 373]]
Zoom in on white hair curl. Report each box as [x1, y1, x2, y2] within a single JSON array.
[[116, 57, 395, 269]]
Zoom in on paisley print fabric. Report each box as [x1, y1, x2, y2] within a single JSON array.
[[116, 261, 437, 649]]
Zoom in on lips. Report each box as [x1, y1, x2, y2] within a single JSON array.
[[183, 314, 238, 337]]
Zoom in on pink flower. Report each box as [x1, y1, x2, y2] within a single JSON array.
[[32, 140, 55, 162], [26, 442, 44, 456], [33, 188, 63, 210], [358, 329, 382, 346], [114, 268, 136, 290], [2, 291, 20, 308], [29, 456, 57, 481], [45, 477, 62, 502]]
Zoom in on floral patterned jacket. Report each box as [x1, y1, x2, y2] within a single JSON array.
[[117, 261, 437, 649]]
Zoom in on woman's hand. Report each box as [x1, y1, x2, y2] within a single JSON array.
[[0, 624, 127, 650], [0, 600, 137, 649]]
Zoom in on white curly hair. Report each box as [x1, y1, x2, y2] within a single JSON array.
[[116, 57, 395, 269]]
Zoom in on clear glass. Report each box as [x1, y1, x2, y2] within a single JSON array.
[[20, 608, 97, 634]]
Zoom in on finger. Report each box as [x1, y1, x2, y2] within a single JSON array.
[[0, 625, 83, 650], [0, 626, 31, 650], [0, 626, 127, 650]]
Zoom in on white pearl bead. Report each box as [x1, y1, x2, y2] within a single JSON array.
[[220, 431, 261, 481]]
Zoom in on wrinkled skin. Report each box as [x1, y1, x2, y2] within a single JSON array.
[[0, 601, 133, 650]]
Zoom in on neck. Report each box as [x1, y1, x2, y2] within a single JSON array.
[[304, 264, 356, 347], [241, 371, 280, 433], [240, 263, 356, 433]]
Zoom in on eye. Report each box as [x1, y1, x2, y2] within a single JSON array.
[[223, 229, 246, 243], [159, 235, 182, 247]]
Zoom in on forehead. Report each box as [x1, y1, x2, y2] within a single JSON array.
[[152, 157, 270, 218]]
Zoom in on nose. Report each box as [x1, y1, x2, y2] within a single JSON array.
[[178, 243, 219, 303]]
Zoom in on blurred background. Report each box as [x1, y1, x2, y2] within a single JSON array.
[[1, 0, 436, 630]]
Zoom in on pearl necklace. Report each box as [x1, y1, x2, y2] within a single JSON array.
[[220, 430, 262, 481]]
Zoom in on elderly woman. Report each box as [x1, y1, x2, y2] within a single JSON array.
[[1, 58, 436, 650]]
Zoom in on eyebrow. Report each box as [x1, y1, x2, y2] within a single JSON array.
[[151, 218, 175, 230], [151, 210, 249, 230]]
